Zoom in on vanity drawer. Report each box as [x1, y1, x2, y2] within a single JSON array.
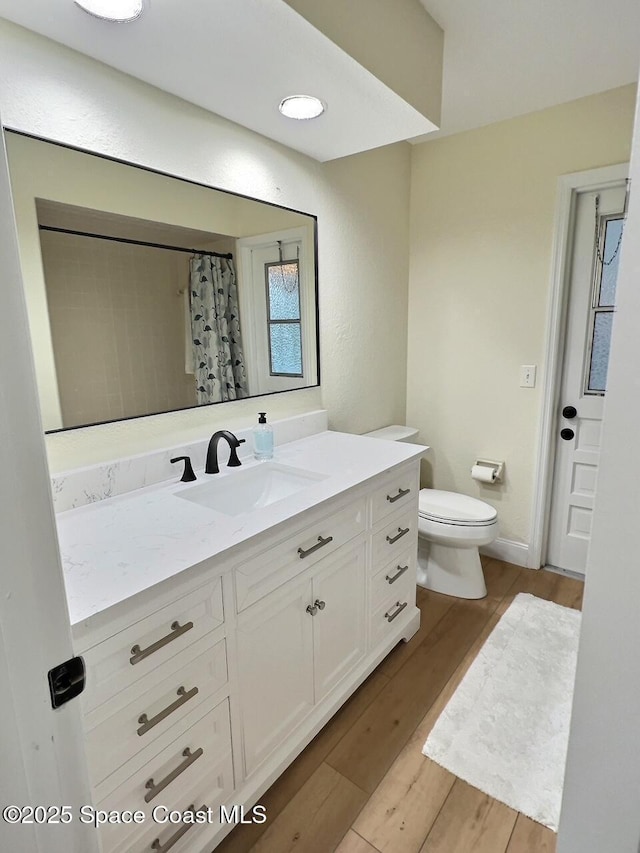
[[82, 576, 224, 713], [370, 547, 417, 609], [234, 496, 367, 612], [85, 638, 228, 786], [96, 700, 233, 853], [370, 577, 417, 650], [370, 465, 420, 525], [371, 508, 418, 573]]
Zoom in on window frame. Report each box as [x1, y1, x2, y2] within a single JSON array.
[[583, 212, 622, 396]]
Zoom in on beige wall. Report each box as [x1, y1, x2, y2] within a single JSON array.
[[407, 84, 636, 546], [0, 21, 411, 472], [41, 232, 196, 427], [283, 0, 443, 125]]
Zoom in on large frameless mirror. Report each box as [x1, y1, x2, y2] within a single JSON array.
[[5, 132, 319, 432]]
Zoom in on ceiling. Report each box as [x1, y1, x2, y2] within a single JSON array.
[[36, 199, 230, 248], [419, 0, 640, 138], [0, 0, 436, 162], [0, 0, 638, 160]]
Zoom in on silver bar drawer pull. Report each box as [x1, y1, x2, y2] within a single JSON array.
[[387, 487, 411, 503], [151, 805, 205, 852], [130, 620, 194, 665], [298, 534, 333, 559], [137, 686, 199, 737], [386, 564, 409, 585], [385, 601, 408, 622], [386, 526, 410, 545], [144, 747, 204, 803]]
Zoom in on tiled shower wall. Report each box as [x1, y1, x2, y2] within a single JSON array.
[[40, 231, 198, 427]]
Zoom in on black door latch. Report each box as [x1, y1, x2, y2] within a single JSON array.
[[48, 656, 85, 709]]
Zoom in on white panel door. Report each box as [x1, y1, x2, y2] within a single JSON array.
[[0, 121, 96, 850], [312, 544, 366, 702], [236, 576, 314, 777], [547, 183, 627, 575]]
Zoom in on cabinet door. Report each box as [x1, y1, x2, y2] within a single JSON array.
[[312, 543, 366, 702], [236, 577, 314, 777]]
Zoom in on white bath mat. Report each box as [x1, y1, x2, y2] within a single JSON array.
[[422, 592, 581, 831]]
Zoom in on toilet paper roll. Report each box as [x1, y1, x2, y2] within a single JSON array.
[[471, 464, 497, 484]]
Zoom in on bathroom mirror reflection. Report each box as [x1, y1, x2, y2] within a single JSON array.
[[5, 132, 319, 433]]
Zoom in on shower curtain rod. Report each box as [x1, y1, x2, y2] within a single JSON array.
[[37, 224, 233, 259]]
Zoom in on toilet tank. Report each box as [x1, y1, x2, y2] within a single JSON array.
[[363, 424, 419, 443]]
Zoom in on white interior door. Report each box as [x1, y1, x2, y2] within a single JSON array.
[[546, 183, 627, 575], [0, 121, 96, 851]]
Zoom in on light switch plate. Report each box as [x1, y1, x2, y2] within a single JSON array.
[[520, 365, 537, 388]]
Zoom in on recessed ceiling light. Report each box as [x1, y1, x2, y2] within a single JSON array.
[[278, 96, 326, 121], [74, 0, 144, 22]]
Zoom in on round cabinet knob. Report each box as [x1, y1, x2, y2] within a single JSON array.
[[562, 405, 577, 419], [314, 599, 326, 611], [306, 604, 318, 616], [560, 428, 575, 441]]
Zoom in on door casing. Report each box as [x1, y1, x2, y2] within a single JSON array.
[[546, 185, 626, 574], [528, 163, 629, 571]]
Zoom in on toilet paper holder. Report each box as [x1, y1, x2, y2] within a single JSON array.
[[471, 459, 504, 483]]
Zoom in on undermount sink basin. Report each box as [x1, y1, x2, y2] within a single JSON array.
[[175, 462, 327, 517]]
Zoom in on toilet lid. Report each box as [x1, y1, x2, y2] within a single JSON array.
[[418, 489, 497, 526]]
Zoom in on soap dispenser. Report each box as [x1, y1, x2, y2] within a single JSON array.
[[253, 412, 274, 460]]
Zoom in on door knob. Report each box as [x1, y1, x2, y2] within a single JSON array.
[[560, 428, 575, 440], [562, 405, 577, 419]]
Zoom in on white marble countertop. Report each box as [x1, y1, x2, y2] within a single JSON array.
[[56, 431, 428, 627]]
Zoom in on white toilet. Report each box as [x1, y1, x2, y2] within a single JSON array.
[[364, 425, 498, 600]]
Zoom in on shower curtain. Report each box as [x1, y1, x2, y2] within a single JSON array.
[[189, 254, 249, 404]]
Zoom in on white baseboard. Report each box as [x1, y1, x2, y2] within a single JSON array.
[[480, 537, 531, 568]]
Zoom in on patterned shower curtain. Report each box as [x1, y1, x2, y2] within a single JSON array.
[[189, 254, 249, 404]]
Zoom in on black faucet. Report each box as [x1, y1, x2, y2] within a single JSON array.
[[205, 430, 246, 474]]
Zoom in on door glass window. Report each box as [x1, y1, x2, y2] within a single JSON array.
[[585, 214, 623, 394], [588, 312, 614, 393], [598, 218, 623, 306]]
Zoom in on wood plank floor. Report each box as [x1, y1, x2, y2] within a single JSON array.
[[215, 559, 583, 853]]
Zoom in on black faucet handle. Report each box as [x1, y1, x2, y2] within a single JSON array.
[[170, 456, 197, 482], [228, 438, 246, 468]]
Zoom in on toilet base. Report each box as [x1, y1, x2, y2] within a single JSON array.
[[417, 540, 487, 600]]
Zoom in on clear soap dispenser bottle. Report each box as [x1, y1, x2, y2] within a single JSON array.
[[253, 412, 273, 460]]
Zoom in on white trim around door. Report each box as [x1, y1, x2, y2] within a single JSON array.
[[527, 163, 629, 570]]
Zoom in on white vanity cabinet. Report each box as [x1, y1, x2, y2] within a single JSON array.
[[66, 438, 425, 853], [236, 575, 315, 778], [311, 542, 366, 699], [75, 574, 235, 853], [237, 541, 366, 777], [94, 700, 233, 853]]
